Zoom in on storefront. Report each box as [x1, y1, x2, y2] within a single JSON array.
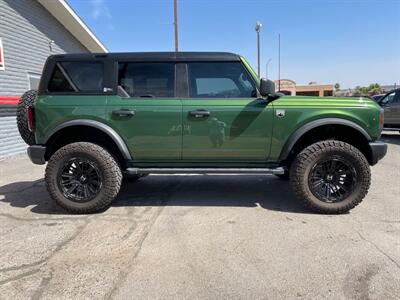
[[275, 79, 333, 97]]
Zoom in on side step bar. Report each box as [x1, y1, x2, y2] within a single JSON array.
[[383, 127, 400, 131], [125, 167, 285, 175]]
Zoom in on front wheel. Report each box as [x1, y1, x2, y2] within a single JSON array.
[[290, 140, 371, 214], [45, 142, 122, 214]]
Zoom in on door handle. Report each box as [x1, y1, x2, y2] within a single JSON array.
[[188, 110, 210, 118], [112, 109, 135, 117]]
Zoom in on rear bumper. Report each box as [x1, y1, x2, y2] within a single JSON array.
[[27, 145, 46, 165], [369, 141, 387, 165]]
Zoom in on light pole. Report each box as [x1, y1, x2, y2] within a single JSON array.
[[255, 21, 262, 77], [278, 33, 281, 91], [173, 0, 179, 52], [266, 58, 272, 79]]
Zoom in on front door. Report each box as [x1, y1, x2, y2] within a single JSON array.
[[107, 62, 182, 162], [181, 62, 273, 163]]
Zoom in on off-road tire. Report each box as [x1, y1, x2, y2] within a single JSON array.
[[17, 89, 37, 145], [45, 142, 122, 214], [290, 140, 371, 214]]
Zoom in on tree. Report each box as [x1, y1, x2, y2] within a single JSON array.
[[368, 83, 382, 95], [334, 83, 340, 91], [353, 84, 382, 96]]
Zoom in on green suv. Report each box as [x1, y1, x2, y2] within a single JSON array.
[[17, 52, 387, 214]]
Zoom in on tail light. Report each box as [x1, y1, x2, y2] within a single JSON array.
[[27, 107, 35, 132], [378, 109, 384, 131]]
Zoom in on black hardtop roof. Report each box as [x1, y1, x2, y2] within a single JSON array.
[[49, 52, 242, 62]]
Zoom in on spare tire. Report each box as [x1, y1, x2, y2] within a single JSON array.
[[17, 89, 37, 145]]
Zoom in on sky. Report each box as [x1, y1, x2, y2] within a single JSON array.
[[67, 0, 400, 89]]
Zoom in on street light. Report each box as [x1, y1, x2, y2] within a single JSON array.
[[278, 33, 281, 91], [266, 58, 272, 79], [255, 21, 262, 77]]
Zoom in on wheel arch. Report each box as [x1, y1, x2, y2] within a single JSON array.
[[279, 118, 373, 164], [44, 120, 132, 164]]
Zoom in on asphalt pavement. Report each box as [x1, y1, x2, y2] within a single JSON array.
[[0, 133, 399, 299]]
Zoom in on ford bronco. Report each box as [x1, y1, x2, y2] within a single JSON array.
[[17, 52, 387, 214]]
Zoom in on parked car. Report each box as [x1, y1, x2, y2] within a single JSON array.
[[17, 52, 387, 214], [376, 89, 400, 132], [371, 94, 385, 102]]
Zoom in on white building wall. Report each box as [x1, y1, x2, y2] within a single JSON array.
[[0, 0, 89, 159]]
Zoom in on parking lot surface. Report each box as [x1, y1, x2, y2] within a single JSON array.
[[0, 133, 399, 299]]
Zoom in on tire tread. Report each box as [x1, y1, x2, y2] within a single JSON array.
[[17, 90, 37, 145], [290, 140, 371, 214], [45, 142, 122, 214]]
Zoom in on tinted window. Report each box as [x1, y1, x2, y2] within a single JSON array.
[[48, 62, 103, 93], [395, 91, 400, 103], [118, 63, 175, 97], [380, 92, 396, 104], [187, 62, 257, 98]]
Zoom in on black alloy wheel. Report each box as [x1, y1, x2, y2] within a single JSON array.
[[57, 157, 102, 203], [308, 156, 357, 203]]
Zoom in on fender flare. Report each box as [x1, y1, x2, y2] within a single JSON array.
[[278, 118, 372, 161], [44, 119, 132, 160]]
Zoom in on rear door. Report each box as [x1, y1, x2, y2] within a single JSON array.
[[106, 62, 182, 162], [381, 90, 400, 126], [181, 61, 273, 163]]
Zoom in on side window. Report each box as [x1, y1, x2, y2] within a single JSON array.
[[380, 92, 396, 105], [118, 63, 175, 97], [48, 62, 103, 93], [394, 91, 400, 103], [187, 62, 257, 98]]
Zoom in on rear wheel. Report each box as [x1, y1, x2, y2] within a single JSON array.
[[45, 142, 122, 213], [290, 140, 370, 214]]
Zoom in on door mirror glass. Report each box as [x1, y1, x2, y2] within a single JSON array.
[[259, 78, 275, 97]]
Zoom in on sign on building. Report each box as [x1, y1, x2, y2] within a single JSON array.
[[0, 38, 4, 70]]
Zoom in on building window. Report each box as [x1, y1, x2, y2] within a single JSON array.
[[296, 91, 319, 97], [27, 73, 41, 90], [324, 90, 333, 96], [0, 38, 5, 70]]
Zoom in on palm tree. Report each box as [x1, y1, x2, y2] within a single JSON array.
[[368, 83, 382, 95]]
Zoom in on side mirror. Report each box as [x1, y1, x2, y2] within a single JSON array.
[[259, 79, 276, 97]]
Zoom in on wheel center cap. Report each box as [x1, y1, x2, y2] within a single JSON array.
[[326, 175, 333, 182], [79, 175, 87, 183]]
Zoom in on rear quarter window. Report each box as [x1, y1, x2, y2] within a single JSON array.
[[48, 61, 104, 93]]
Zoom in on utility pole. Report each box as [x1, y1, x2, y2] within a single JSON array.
[[255, 21, 262, 77], [278, 33, 281, 91], [266, 58, 272, 79], [173, 0, 179, 52]]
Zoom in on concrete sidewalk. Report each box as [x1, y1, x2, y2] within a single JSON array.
[[0, 134, 399, 299]]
